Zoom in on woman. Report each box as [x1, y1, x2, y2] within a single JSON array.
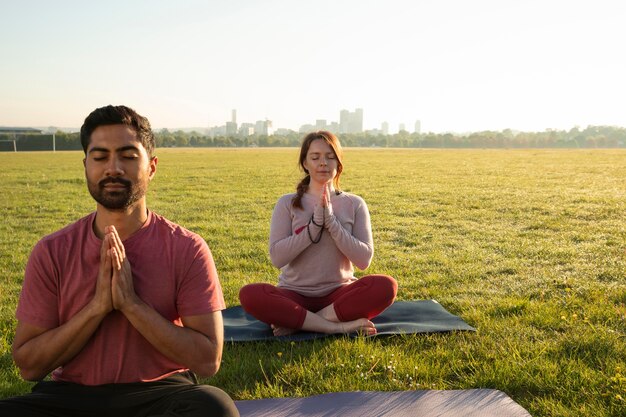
[[239, 131, 397, 336]]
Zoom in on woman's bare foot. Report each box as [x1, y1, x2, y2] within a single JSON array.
[[272, 311, 377, 337], [338, 318, 377, 335], [316, 306, 377, 335], [271, 324, 297, 337]]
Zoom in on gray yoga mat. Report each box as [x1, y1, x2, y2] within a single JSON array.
[[235, 389, 532, 417], [223, 300, 475, 342]]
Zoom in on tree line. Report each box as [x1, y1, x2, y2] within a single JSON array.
[[2, 125, 625, 151]]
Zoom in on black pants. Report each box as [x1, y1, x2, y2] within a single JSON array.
[[0, 371, 239, 417]]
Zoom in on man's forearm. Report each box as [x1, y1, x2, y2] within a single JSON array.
[[13, 301, 108, 381], [121, 301, 223, 377]]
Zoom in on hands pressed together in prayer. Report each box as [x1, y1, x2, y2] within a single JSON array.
[[313, 183, 334, 228], [95, 225, 141, 315]]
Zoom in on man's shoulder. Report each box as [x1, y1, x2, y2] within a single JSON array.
[[38, 213, 95, 246], [148, 212, 205, 244]]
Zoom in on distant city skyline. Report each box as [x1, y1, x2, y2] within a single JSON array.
[[204, 107, 420, 137], [0, 107, 418, 136]]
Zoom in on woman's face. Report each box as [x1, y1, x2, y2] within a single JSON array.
[[303, 138, 338, 185]]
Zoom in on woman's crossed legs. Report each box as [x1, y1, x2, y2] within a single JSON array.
[[239, 275, 397, 336]]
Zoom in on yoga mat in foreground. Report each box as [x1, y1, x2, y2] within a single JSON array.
[[223, 300, 475, 342], [235, 389, 532, 417]]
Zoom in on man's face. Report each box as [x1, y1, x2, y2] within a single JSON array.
[[84, 124, 157, 211]]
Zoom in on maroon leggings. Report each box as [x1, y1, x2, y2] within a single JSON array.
[[238, 275, 397, 329]]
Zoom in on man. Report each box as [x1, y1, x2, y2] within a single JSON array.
[[0, 105, 239, 417]]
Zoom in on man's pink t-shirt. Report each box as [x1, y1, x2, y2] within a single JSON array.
[[16, 211, 225, 386]]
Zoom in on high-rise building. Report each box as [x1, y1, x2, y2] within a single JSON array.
[[225, 109, 237, 136], [381, 121, 389, 136], [225, 122, 237, 136], [239, 123, 254, 136], [339, 110, 349, 133], [339, 108, 363, 134], [415, 120, 421, 134], [353, 108, 363, 133], [399, 123, 406, 132], [255, 120, 273, 136]]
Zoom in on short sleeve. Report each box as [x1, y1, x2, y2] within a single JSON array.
[[175, 236, 225, 317], [16, 240, 60, 328]]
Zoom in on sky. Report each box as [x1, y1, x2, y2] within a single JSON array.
[[1, 0, 625, 133]]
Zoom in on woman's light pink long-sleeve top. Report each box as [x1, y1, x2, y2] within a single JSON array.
[[269, 192, 374, 297]]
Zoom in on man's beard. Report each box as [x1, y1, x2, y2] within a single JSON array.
[[87, 177, 147, 210]]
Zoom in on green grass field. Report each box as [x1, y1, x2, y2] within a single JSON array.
[[1, 148, 625, 416]]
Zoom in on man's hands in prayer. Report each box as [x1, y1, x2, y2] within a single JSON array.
[[95, 225, 141, 315]]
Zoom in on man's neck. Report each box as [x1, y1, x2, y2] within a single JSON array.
[[93, 201, 149, 240]]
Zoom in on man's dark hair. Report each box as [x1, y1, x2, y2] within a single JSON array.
[[80, 105, 155, 156]]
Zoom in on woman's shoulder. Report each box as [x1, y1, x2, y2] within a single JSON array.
[[277, 192, 297, 202], [337, 191, 367, 204], [335, 191, 369, 212], [274, 193, 298, 207]]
